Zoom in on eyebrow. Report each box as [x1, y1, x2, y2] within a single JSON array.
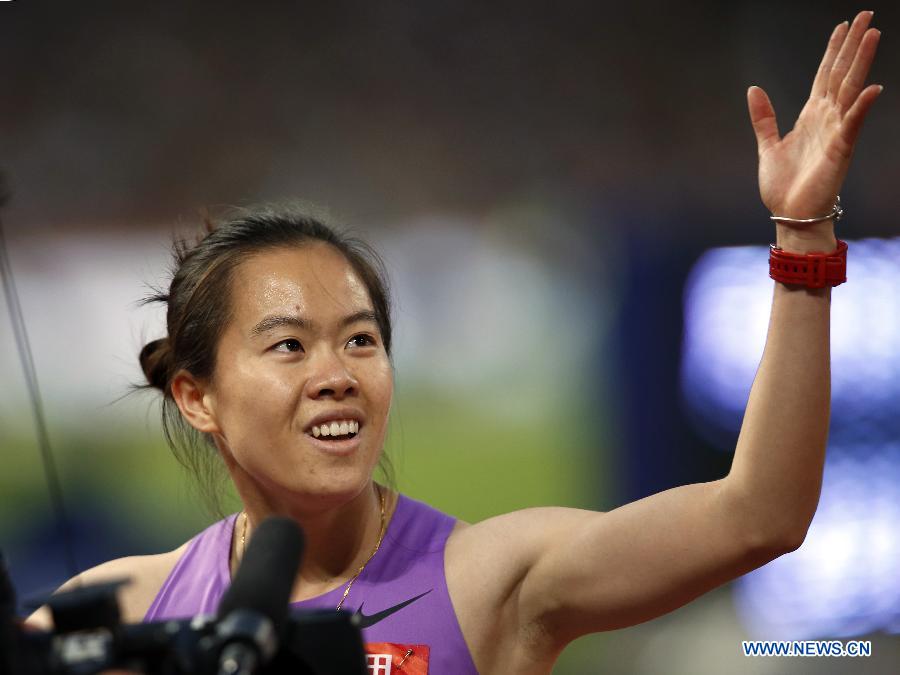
[[249, 309, 379, 338]]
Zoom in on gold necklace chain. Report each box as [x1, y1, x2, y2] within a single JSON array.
[[238, 483, 388, 612], [336, 484, 387, 611]]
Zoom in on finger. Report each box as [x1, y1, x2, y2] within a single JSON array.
[[841, 83, 882, 148], [837, 28, 881, 112], [811, 21, 849, 98], [828, 11, 874, 99], [747, 86, 780, 154]]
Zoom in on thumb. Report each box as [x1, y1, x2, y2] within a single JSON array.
[[747, 85, 780, 154]]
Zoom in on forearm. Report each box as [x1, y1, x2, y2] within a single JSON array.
[[725, 225, 837, 547]]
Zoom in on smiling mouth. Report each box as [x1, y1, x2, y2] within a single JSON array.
[[307, 420, 361, 441]]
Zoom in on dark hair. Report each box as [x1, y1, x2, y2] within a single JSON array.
[[138, 204, 394, 515]]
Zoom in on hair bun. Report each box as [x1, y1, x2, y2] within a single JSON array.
[[139, 337, 171, 393]]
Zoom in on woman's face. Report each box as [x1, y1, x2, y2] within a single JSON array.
[[203, 242, 393, 506]]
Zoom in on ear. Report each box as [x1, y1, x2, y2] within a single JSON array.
[[170, 369, 222, 435]]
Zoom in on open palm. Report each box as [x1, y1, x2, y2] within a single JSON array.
[[749, 11, 881, 223]]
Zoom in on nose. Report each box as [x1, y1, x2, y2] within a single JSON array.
[[305, 349, 359, 400]]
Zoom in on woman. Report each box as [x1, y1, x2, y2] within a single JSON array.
[[29, 11, 881, 674]]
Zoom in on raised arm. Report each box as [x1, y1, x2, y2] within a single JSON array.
[[449, 11, 882, 665], [729, 9, 881, 551]]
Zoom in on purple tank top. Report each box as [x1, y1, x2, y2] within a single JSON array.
[[145, 494, 479, 674]]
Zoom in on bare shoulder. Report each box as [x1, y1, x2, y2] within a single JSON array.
[[444, 507, 597, 674], [447, 506, 595, 572], [26, 542, 190, 630], [446, 506, 596, 603]]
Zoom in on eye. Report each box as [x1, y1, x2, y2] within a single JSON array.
[[273, 338, 303, 353], [347, 334, 376, 349]]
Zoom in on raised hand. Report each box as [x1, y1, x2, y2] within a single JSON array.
[[748, 11, 881, 235]]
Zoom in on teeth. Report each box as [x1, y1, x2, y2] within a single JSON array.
[[310, 419, 360, 438]]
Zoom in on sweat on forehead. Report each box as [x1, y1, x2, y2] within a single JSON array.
[[228, 246, 378, 335], [235, 243, 371, 309]]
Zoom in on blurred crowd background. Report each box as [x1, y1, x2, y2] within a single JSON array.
[[1, 1, 898, 673]]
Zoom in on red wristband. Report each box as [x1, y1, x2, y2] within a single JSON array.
[[768, 239, 847, 288]]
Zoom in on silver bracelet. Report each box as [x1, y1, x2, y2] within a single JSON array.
[[770, 195, 843, 225]]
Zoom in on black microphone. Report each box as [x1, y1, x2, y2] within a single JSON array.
[[214, 516, 304, 675]]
